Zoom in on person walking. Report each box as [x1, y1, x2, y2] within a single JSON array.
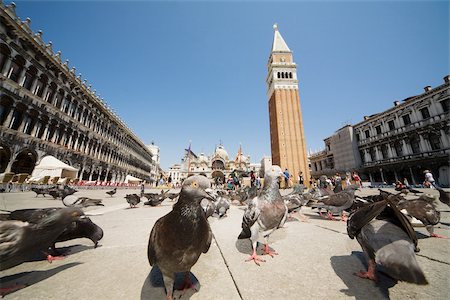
[[298, 171, 304, 185], [283, 168, 290, 188], [423, 170, 437, 188], [250, 170, 256, 187]]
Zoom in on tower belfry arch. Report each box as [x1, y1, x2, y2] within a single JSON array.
[[266, 24, 310, 186]]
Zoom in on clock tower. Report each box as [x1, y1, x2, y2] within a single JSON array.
[[266, 24, 310, 186]]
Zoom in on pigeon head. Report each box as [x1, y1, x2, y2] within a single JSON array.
[[179, 181, 215, 203], [263, 165, 283, 189]]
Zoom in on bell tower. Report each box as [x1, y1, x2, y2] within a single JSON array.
[[266, 24, 310, 186]]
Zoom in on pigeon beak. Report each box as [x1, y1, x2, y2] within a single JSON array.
[[204, 190, 215, 201]]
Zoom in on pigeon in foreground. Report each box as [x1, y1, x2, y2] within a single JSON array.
[[238, 165, 288, 265], [347, 197, 427, 284], [125, 194, 141, 208], [147, 183, 214, 300], [63, 196, 104, 208], [106, 188, 117, 197], [6, 208, 104, 254], [0, 207, 84, 271], [214, 196, 230, 218]]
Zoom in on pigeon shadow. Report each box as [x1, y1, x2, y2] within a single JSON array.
[[415, 232, 431, 240], [25, 245, 93, 262], [234, 239, 277, 256], [140, 265, 199, 300], [330, 251, 396, 300], [0, 262, 82, 297]]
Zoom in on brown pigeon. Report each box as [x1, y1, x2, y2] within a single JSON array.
[[147, 182, 214, 299]]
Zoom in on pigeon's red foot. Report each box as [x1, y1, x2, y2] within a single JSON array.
[[46, 254, 65, 263], [327, 211, 335, 220], [263, 244, 278, 257], [245, 249, 266, 266], [354, 260, 377, 282], [0, 284, 26, 297], [178, 272, 198, 293], [431, 233, 448, 239]]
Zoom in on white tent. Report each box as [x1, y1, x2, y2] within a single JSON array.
[[31, 155, 78, 179], [125, 174, 143, 184]]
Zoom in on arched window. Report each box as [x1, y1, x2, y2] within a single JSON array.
[[409, 136, 420, 154], [0, 43, 11, 74], [7, 55, 25, 83], [34, 74, 48, 97], [289, 72, 292, 78], [428, 133, 441, 150], [277, 72, 280, 78], [45, 82, 57, 103], [281, 72, 285, 78], [22, 65, 37, 90], [55, 89, 64, 109], [0, 96, 14, 125]]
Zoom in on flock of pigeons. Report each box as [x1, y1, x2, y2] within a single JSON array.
[[1, 168, 449, 298]]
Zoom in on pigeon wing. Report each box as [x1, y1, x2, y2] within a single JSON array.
[[347, 200, 387, 239]]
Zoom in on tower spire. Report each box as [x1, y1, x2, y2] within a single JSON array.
[[271, 23, 291, 53]]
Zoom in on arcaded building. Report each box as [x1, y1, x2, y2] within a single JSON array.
[[310, 76, 450, 187], [266, 24, 310, 185], [0, 3, 157, 183]]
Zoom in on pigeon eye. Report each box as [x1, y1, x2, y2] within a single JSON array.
[[191, 181, 199, 188]]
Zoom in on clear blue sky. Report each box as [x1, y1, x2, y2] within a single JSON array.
[[10, 1, 449, 170]]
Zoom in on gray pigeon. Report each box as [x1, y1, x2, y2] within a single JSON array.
[[147, 183, 214, 299], [125, 194, 141, 208], [6, 208, 103, 253], [396, 194, 444, 238], [63, 195, 104, 208], [214, 196, 230, 218], [238, 165, 288, 265], [200, 198, 216, 218], [317, 185, 358, 221], [347, 198, 427, 284], [0, 207, 84, 271]]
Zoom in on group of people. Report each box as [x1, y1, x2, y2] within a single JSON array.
[[395, 169, 439, 190]]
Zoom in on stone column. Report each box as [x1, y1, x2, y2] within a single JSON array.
[[440, 129, 449, 148], [387, 143, 394, 158], [369, 173, 374, 184], [401, 139, 409, 155], [380, 168, 385, 183], [3, 105, 16, 128], [419, 135, 429, 152], [409, 167, 417, 185], [394, 170, 399, 181]]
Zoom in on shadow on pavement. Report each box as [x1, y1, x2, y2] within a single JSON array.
[[331, 251, 396, 299], [25, 245, 93, 262], [140, 265, 199, 299], [0, 262, 82, 297]]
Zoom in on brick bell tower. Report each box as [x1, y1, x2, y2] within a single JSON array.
[[266, 24, 310, 186]]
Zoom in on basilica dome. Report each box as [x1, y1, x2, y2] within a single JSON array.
[[198, 153, 209, 164], [214, 145, 229, 160]]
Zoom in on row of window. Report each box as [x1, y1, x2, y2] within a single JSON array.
[[356, 99, 448, 141]]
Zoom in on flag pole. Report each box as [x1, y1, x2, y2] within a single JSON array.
[[187, 140, 192, 177]]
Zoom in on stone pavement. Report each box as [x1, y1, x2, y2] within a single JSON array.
[[0, 187, 449, 299]]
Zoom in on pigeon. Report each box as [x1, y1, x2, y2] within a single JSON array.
[[143, 191, 166, 206], [396, 194, 445, 238], [0, 207, 84, 271], [238, 165, 288, 265], [283, 193, 310, 221], [317, 185, 358, 221], [125, 194, 141, 208], [6, 208, 104, 254], [214, 196, 230, 218], [106, 188, 117, 197], [167, 192, 179, 201], [147, 182, 214, 299], [200, 198, 216, 218], [63, 196, 104, 208], [31, 187, 50, 197], [436, 187, 450, 207], [347, 197, 427, 284], [48, 186, 77, 200]]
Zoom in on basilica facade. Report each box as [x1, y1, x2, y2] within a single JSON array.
[[0, 3, 158, 183], [168, 145, 260, 186]]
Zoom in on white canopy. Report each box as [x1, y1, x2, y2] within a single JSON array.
[[31, 155, 78, 179], [125, 175, 143, 184]]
